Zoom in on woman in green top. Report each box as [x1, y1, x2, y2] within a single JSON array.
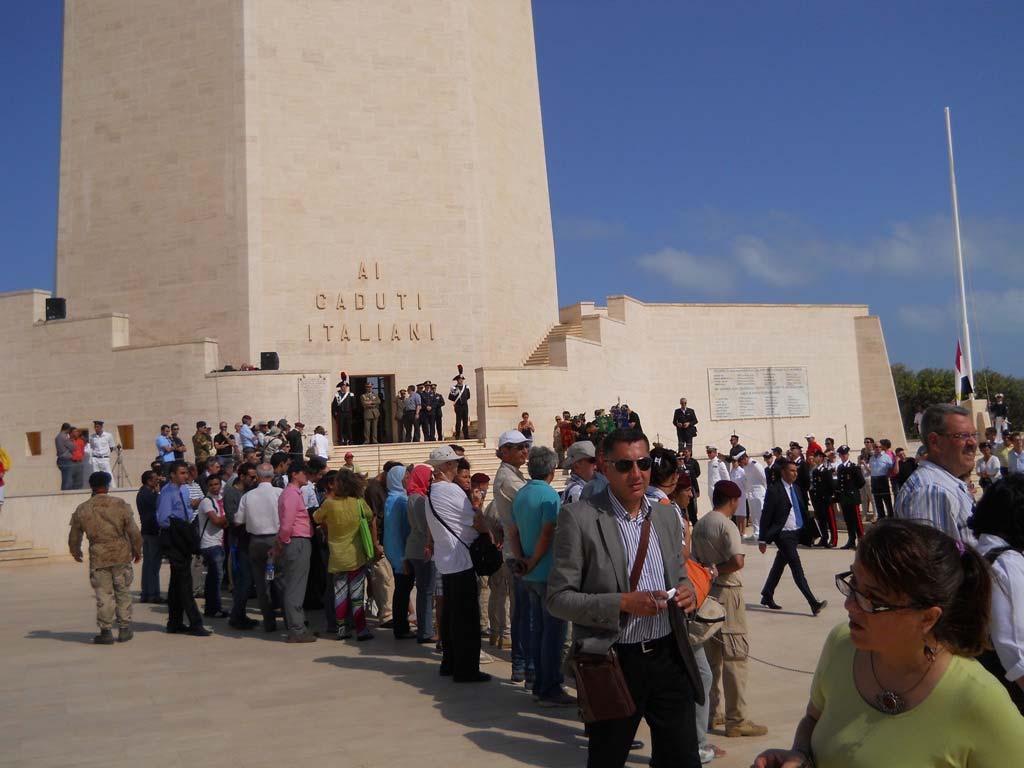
[[754, 519, 1024, 768], [313, 469, 382, 641]]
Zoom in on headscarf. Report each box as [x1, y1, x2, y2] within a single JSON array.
[[383, 465, 410, 570], [406, 464, 433, 497]]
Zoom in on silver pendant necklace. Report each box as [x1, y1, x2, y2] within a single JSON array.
[[869, 651, 933, 715]]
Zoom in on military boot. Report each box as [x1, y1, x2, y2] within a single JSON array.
[[93, 629, 115, 645], [117, 628, 134, 643]]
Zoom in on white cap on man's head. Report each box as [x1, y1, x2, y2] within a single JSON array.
[[497, 429, 531, 448], [563, 440, 596, 468], [427, 446, 461, 466], [805, 434, 815, 440]]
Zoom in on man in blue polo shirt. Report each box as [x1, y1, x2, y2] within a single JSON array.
[[155, 424, 175, 471], [512, 445, 574, 708]]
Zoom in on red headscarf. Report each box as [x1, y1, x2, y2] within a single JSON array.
[[407, 464, 433, 496]]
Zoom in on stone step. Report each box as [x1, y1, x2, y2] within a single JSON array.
[[0, 547, 49, 563], [0, 541, 34, 553]]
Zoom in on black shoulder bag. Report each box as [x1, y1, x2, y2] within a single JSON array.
[[427, 492, 502, 577]]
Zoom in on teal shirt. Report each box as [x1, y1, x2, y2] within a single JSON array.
[[511, 479, 561, 583]]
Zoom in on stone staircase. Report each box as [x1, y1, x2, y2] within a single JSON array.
[[524, 321, 584, 366], [328, 439, 567, 491], [0, 531, 49, 563]]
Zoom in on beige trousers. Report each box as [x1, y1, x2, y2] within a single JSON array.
[[487, 562, 512, 638], [705, 585, 749, 727], [367, 557, 394, 622], [90, 563, 134, 630]]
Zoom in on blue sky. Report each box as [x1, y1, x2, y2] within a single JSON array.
[[3, 2, 1023, 376]]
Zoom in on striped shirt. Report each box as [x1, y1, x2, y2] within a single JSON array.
[[894, 460, 977, 547], [610, 493, 671, 643]]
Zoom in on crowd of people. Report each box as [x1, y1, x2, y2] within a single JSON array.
[[63, 400, 1024, 767]]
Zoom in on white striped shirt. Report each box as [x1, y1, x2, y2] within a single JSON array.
[[610, 493, 671, 643], [894, 460, 977, 547]]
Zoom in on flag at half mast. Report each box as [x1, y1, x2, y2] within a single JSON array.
[[955, 339, 974, 402]]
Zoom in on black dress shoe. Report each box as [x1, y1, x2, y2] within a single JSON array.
[[841, 543, 857, 550], [760, 597, 783, 610], [394, 631, 418, 640], [811, 600, 828, 616], [166, 624, 187, 634], [630, 740, 644, 750], [228, 618, 257, 630]]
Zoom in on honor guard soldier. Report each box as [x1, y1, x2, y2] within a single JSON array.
[[809, 451, 837, 548], [332, 378, 355, 445], [429, 382, 444, 441], [360, 381, 382, 444], [88, 420, 119, 487], [834, 445, 865, 550], [449, 365, 471, 440]]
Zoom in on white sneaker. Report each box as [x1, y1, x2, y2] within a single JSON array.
[[480, 650, 495, 664], [699, 745, 716, 764]]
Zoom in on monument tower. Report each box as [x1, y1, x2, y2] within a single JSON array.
[[55, 0, 559, 371]]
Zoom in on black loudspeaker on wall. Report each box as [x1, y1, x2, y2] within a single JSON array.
[[260, 351, 280, 371], [45, 297, 67, 321]]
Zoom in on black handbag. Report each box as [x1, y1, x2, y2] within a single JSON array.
[[427, 495, 502, 577]]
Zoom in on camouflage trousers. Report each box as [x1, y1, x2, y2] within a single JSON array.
[[89, 564, 134, 630]]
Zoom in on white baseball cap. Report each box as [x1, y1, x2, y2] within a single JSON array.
[[427, 446, 461, 466], [563, 440, 596, 469], [497, 429, 531, 449]]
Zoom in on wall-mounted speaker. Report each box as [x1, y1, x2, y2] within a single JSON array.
[[260, 351, 280, 371], [45, 297, 67, 321]]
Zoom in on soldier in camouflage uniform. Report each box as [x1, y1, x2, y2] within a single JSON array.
[[360, 381, 382, 444], [69, 471, 143, 644]]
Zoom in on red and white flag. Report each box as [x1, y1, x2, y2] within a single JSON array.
[[955, 339, 973, 401]]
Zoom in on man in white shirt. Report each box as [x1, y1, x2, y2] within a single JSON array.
[[235, 462, 283, 631], [88, 420, 119, 487], [196, 476, 229, 617], [310, 426, 330, 459], [1009, 433, 1024, 475], [424, 445, 490, 683], [977, 442, 1002, 489]]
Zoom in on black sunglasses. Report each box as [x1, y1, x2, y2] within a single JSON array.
[[611, 457, 653, 474], [835, 571, 921, 614]]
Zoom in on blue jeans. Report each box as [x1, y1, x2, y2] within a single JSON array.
[[58, 459, 75, 491], [694, 644, 712, 750], [201, 546, 225, 614], [524, 581, 567, 699], [409, 558, 435, 640], [141, 534, 162, 600], [511, 574, 534, 676]]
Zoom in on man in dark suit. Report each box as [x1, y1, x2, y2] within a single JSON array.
[[548, 428, 703, 768], [678, 446, 701, 524], [808, 451, 836, 548], [756, 458, 827, 616], [672, 397, 699, 452]]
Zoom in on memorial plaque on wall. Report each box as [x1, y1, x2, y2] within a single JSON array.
[[297, 375, 331, 431], [708, 367, 810, 420]]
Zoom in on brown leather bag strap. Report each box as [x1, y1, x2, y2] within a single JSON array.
[[628, 516, 652, 592]]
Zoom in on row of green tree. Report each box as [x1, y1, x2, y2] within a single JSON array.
[[891, 364, 1024, 436]]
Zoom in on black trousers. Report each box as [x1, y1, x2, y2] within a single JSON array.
[[420, 412, 434, 441], [160, 532, 203, 630], [761, 531, 817, 608], [337, 412, 353, 444], [401, 411, 416, 442], [839, 501, 863, 546], [454, 406, 469, 439], [686, 497, 698, 525], [871, 477, 893, 519], [587, 636, 700, 768], [812, 497, 835, 546], [434, 414, 443, 441], [440, 567, 481, 681], [392, 569, 414, 637]]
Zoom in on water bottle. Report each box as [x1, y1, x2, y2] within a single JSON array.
[[265, 555, 275, 582]]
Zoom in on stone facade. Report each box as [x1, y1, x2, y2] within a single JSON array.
[[0, 1, 905, 498]]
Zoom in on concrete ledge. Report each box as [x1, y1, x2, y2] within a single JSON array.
[[1, 489, 138, 556]]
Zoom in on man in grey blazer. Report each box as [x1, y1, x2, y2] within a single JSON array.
[[547, 428, 704, 768]]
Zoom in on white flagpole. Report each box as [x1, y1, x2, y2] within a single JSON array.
[[945, 107, 974, 398]]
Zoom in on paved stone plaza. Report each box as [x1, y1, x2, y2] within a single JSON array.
[[0, 541, 856, 768]]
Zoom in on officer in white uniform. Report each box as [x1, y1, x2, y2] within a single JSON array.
[[742, 453, 768, 541], [88, 420, 119, 488], [706, 445, 731, 488]]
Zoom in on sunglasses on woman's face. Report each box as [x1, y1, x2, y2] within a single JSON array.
[[611, 457, 653, 474]]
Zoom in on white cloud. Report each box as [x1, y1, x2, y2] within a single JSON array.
[[733, 235, 797, 287], [897, 305, 949, 332], [636, 247, 734, 296]]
